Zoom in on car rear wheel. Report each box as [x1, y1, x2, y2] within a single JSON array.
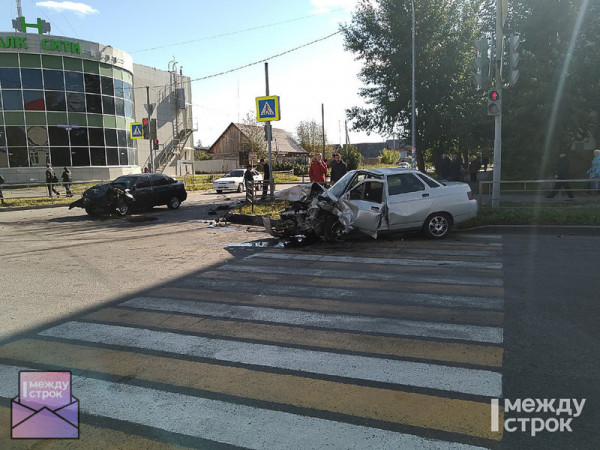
[[423, 213, 452, 239], [167, 196, 181, 209], [237, 183, 244, 193], [215, 190, 222, 194], [85, 207, 98, 217]]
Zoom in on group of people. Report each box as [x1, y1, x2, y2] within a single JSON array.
[[244, 158, 271, 200], [308, 152, 348, 185], [44, 163, 73, 198], [546, 149, 600, 199]]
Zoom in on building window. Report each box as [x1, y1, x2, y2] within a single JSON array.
[[21, 69, 43, 89], [43, 69, 65, 90], [23, 90, 45, 110]]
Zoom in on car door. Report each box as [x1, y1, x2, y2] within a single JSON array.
[[132, 175, 153, 209], [341, 179, 387, 235], [150, 174, 171, 205], [386, 173, 433, 230]]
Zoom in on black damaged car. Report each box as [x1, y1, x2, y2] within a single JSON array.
[[70, 173, 187, 216]]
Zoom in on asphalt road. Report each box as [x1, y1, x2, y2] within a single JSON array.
[[0, 199, 598, 448]]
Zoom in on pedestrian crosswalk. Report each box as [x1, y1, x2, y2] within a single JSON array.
[[0, 233, 505, 448]]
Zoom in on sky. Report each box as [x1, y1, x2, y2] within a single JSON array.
[[2, 0, 391, 147]]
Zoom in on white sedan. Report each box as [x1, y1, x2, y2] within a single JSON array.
[[267, 168, 478, 240], [213, 169, 263, 193]]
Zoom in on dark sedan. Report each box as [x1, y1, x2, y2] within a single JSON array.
[[110, 174, 187, 212]]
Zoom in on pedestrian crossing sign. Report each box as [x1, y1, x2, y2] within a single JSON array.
[[131, 122, 143, 139], [256, 96, 280, 122]]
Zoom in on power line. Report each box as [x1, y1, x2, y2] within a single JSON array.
[[129, 9, 343, 54]]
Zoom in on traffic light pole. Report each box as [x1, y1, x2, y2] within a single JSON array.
[[491, 0, 503, 209]]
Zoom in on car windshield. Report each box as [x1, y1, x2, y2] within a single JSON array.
[[111, 176, 136, 189], [224, 170, 244, 178]]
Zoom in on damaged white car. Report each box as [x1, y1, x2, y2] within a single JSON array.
[[264, 168, 477, 241]]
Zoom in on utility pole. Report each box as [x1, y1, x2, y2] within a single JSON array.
[[264, 63, 274, 196], [146, 86, 153, 172], [321, 104, 325, 155], [491, 0, 503, 208], [411, 0, 417, 169]]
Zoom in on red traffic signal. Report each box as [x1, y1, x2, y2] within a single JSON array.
[[142, 118, 149, 139], [489, 90, 500, 101], [153, 139, 159, 150], [487, 89, 501, 116]]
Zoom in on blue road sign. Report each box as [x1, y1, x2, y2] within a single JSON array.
[[131, 122, 143, 139], [256, 96, 280, 122]]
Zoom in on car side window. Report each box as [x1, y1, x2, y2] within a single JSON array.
[[349, 181, 383, 203], [387, 173, 425, 195], [135, 176, 151, 189]]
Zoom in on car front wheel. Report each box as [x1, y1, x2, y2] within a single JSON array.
[[237, 183, 244, 193], [167, 196, 181, 209], [323, 215, 345, 242], [423, 213, 452, 239], [114, 201, 130, 216]]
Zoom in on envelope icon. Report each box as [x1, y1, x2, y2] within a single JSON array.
[[12, 395, 79, 438]]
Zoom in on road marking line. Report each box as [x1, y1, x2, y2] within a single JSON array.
[[120, 296, 503, 344], [0, 363, 487, 450], [151, 287, 505, 326], [217, 264, 504, 287], [0, 340, 503, 440], [38, 322, 502, 397], [248, 252, 503, 270], [85, 307, 504, 366]]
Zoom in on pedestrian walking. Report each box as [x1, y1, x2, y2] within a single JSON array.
[[450, 154, 464, 182], [62, 167, 73, 197], [546, 152, 574, 199], [309, 153, 327, 183], [329, 153, 347, 184], [45, 162, 60, 197], [586, 149, 600, 192], [0, 172, 6, 206], [259, 158, 271, 200]]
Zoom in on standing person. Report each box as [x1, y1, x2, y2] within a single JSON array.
[[438, 154, 451, 181], [244, 164, 255, 193], [546, 152, 574, 199], [309, 153, 327, 184], [482, 155, 489, 172], [259, 158, 271, 200], [61, 167, 73, 197], [329, 153, 347, 184], [586, 149, 600, 192], [0, 172, 6, 206], [450, 154, 464, 182], [45, 162, 60, 197], [469, 157, 480, 183]]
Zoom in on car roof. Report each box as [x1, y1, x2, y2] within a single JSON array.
[[355, 168, 420, 176]]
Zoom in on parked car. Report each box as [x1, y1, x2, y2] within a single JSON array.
[[264, 168, 477, 241], [213, 169, 263, 193], [71, 173, 187, 216], [397, 161, 411, 168]]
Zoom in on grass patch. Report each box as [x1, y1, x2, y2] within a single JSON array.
[[0, 197, 74, 208], [233, 200, 290, 219]]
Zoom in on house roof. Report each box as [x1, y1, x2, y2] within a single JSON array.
[[211, 123, 308, 156]]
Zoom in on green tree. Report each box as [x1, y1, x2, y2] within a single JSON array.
[[340, 0, 484, 171], [240, 112, 267, 161], [296, 120, 328, 158], [340, 144, 363, 170], [379, 148, 400, 165]]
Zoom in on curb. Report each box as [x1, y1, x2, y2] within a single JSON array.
[[462, 224, 600, 236]]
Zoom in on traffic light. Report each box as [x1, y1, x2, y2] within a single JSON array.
[[153, 139, 159, 150], [473, 37, 490, 90], [508, 34, 520, 87], [150, 118, 157, 140], [142, 118, 149, 139], [488, 89, 502, 116]]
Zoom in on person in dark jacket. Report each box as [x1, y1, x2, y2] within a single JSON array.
[[0, 172, 6, 206], [546, 153, 574, 199], [450, 154, 464, 182], [45, 162, 60, 197], [438, 154, 451, 180], [329, 153, 347, 184], [244, 164, 255, 193], [259, 158, 271, 199], [61, 167, 73, 197]]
